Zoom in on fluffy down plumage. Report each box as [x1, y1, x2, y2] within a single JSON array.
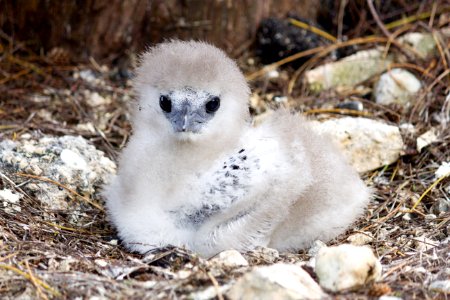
[[104, 40, 370, 257]]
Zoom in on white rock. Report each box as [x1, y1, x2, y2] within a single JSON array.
[[210, 249, 249, 268], [374, 69, 422, 106], [435, 162, 450, 179], [429, 280, 450, 294], [399, 123, 416, 135], [315, 244, 382, 292], [61, 149, 88, 170], [305, 48, 394, 92], [109, 239, 118, 246], [94, 259, 108, 267], [312, 117, 404, 173], [397, 32, 437, 59], [175, 270, 191, 280], [227, 263, 326, 300], [347, 232, 373, 246], [416, 128, 438, 152], [402, 213, 412, 221], [0, 189, 22, 204], [0, 189, 22, 213], [76, 69, 97, 82]]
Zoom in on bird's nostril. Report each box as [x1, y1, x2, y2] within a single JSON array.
[[160, 95, 172, 113]]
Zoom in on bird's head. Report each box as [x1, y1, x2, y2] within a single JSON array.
[[133, 40, 250, 144]]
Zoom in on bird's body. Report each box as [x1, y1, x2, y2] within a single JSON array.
[[104, 41, 370, 257]]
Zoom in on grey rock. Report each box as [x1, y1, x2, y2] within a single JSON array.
[[374, 69, 422, 107], [245, 246, 280, 264], [397, 32, 438, 59], [0, 135, 116, 210], [347, 232, 374, 246], [304, 48, 394, 92], [312, 117, 404, 173], [432, 198, 450, 215]]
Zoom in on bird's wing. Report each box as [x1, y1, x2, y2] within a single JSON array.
[[169, 127, 309, 255]]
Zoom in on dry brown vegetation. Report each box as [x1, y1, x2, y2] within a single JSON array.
[[0, 3, 449, 299]]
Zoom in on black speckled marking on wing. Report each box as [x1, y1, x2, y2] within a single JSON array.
[[171, 148, 261, 229]]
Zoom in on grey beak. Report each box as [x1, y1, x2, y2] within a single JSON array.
[[171, 102, 192, 133]]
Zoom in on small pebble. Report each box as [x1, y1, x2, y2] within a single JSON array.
[[209, 249, 249, 268], [374, 68, 422, 107], [424, 214, 437, 220], [417, 128, 438, 152], [94, 259, 108, 267], [315, 244, 382, 292], [402, 213, 412, 221], [413, 236, 439, 252], [347, 232, 373, 246], [307, 240, 327, 256], [435, 161, 450, 179], [108, 239, 118, 246]]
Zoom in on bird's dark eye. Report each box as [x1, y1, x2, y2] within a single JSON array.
[[205, 96, 220, 113], [159, 95, 172, 113]]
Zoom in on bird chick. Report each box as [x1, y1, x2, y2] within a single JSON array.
[[104, 40, 370, 257]]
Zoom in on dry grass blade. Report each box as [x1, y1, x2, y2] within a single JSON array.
[[16, 173, 104, 211], [206, 271, 224, 300], [288, 18, 337, 42], [384, 12, 432, 30], [432, 31, 449, 73], [303, 108, 372, 117], [0, 252, 19, 262], [409, 172, 450, 212], [43, 221, 97, 234], [6, 54, 47, 76], [0, 263, 61, 297], [245, 46, 326, 81], [25, 261, 49, 300]]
